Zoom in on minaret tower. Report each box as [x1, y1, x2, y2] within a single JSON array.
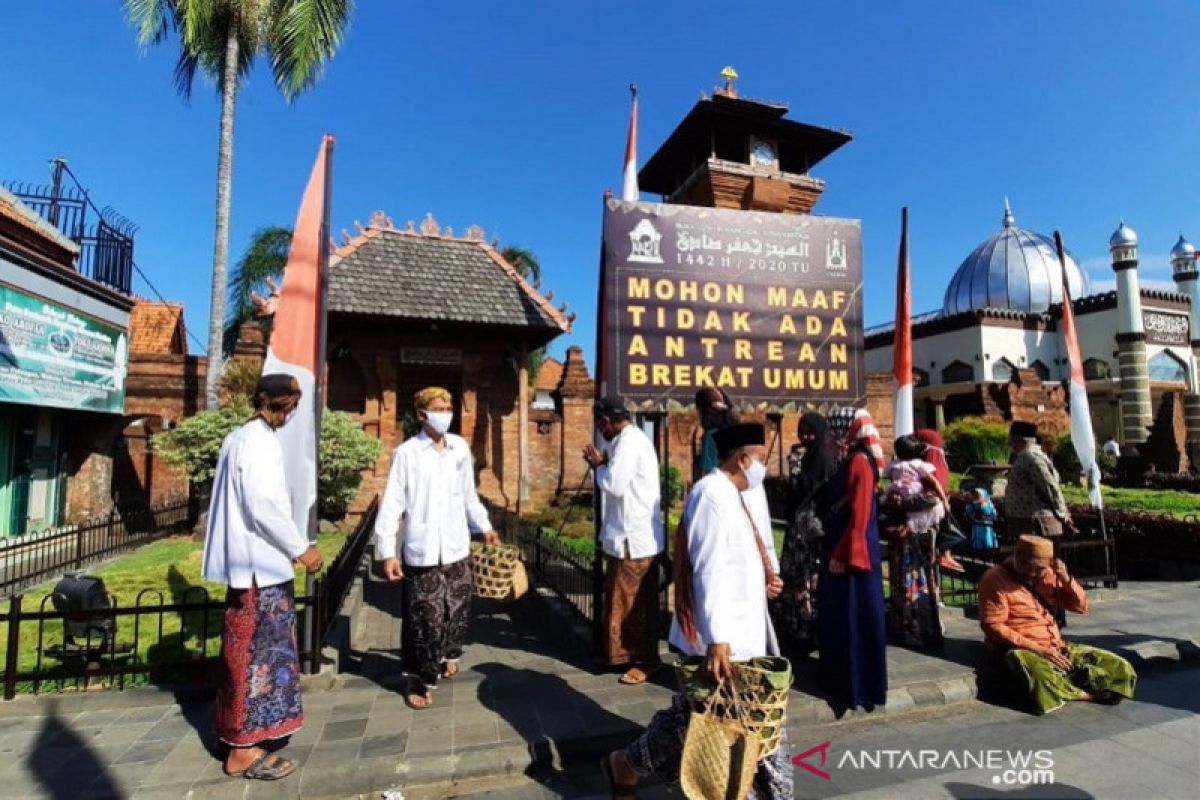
[[1110, 221, 1153, 448], [1170, 234, 1200, 465]]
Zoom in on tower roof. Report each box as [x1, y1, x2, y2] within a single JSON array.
[[942, 202, 1091, 316], [638, 93, 852, 197]]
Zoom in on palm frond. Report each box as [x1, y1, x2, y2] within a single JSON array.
[[267, 0, 353, 103], [228, 226, 292, 323], [500, 246, 542, 282], [122, 0, 174, 47]]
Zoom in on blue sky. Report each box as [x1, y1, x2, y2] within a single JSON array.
[[4, 1, 1198, 363]]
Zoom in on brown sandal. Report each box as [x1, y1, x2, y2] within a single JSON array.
[[618, 665, 659, 685], [404, 679, 434, 710], [226, 751, 296, 781]]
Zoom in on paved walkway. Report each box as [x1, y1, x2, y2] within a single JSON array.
[[0, 575, 1195, 799]]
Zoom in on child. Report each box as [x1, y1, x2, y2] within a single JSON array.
[[885, 435, 950, 544], [965, 487, 998, 550]]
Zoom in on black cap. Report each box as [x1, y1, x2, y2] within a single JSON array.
[[1010, 420, 1038, 439], [713, 423, 765, 459], [593, 396, 631, 421], [257, 374, 299, 399]]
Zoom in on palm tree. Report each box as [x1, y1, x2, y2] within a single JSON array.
[[222, 225, 291, 355], [123, 0, 353, 408], [501, 246, 546, 384]]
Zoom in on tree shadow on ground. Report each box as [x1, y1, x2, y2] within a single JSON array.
[[944, 781, 1094, 799], [23, 700, 122, 799]]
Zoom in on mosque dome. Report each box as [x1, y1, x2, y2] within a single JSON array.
[[1169, 234, 1194, 263], [942, 201, 1091, 316], [1109, 221, 1137, 250]]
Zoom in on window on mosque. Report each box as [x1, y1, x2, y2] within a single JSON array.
[[1031, 360, 1051, 381], [1148, 351, 1188, 384], [942, 360, 975, 384], [1083, 358, 1111, 380], [912, 368, 930, 388], [991, 359, 1016, 383]]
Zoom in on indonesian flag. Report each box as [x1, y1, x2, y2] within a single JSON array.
[[893, 207, 914, 437], [621, 84, 638, 202], [262, 135, 334, 541], [1054, 231, 1103, 508]]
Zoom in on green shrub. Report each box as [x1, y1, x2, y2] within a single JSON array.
[[1096, 451, 1118, 483], [941, 417, 1010, 471], [1052, 433, 1082, 483], [660, 464, 684, 507], [154, 403, 380, 520]]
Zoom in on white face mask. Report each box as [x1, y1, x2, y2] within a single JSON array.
[[424, 410, 453, 435], [743, 457, 767, 490]]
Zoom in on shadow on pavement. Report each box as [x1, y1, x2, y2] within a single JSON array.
[[944, 780, 1094, 798], [24, 700, 122, 799]]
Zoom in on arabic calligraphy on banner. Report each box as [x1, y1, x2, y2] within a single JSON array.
[[1142, 310, 1190, 346], [601, 199, 864, 410]]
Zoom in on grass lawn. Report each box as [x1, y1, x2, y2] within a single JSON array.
[[0, 529, 345, 694], [950, 471, 1197, 518]]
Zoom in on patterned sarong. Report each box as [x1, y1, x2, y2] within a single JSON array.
[[1005, 642, 1137, 715], [604, 553, 661, 667], [623, 693, 794, 800], [402, 556, 473, 688], [215, 581, 303, 747]]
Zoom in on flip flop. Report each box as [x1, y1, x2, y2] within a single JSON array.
[[618, 666, 659, 685], [404, 679, 434, 710], [226, 751, 296, 781], [600, 752, 638, 799], [441, 661, 460, 680]]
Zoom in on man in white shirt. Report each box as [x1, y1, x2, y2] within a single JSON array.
[[583, 397, 664, 685], [604, 423, 792, 799], [203, 374, 323, 782], [374, 386, 498, 710]]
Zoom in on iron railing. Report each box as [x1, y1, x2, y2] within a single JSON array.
[[0, 491, 207, 598], [5, 159, 136, 295], [0, 497, 379, 698]]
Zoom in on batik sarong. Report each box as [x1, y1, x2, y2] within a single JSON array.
[[402, 556, 473, 688], [215, 581, 303, 747], [1005, 642, 1137, 715], [604, 553, 661, 667], [886, 530, 944, 647], [623, 693, 794, 800], [770, 509, 822, 648]]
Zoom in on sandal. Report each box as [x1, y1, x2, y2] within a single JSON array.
[[601, 752, 638, 799], [441, 661, 460, 680], [405, 679, 434, 710], [226, 750, 296, 781], [618, 665, 659, 685]]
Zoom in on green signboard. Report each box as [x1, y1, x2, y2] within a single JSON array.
[[0, 284, 127, 414]]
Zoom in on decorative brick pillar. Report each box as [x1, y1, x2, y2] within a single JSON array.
[[557, 346, 595, 499]]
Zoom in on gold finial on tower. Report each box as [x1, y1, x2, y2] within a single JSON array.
[[719, 66, 739, 97]]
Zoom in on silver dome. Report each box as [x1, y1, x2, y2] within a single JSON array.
[[942, 203, 1091, 316], [1169, 234, 1195, 262], [1109, 221, 1137, 250]]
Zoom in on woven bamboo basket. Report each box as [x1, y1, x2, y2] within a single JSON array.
[[469, 543, 527, 601], [676, 655, 792, 757]]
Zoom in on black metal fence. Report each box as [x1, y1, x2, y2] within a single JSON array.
[[0, 492, 207, 598], [0, 497, 379, 699], [6, 162, 136, 296]]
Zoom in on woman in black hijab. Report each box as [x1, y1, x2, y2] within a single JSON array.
[[771, 412, 838, 650]]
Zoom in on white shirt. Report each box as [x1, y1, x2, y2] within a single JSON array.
[[597, 425, 664, 559], [202, 418, 310, 589], [373, 431, 491, 566], [669, 470, 780, 661]]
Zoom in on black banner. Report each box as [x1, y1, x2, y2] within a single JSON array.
[[601, 199, 864, 410]]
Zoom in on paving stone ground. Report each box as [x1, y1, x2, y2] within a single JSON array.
[[0, 573, 1195, 799]]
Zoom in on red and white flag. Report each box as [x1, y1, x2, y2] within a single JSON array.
[[621, 84, 638, 202], [262, 135, 334, 540], [893, 207, 914, 437], [1054, 231, 1102, 508]]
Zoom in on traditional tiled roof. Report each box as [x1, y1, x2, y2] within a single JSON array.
[[328, 211, 572, 337], [535, 357, 564, 391], [0, 186, 79, 256], [130, 300, 186, 355]]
